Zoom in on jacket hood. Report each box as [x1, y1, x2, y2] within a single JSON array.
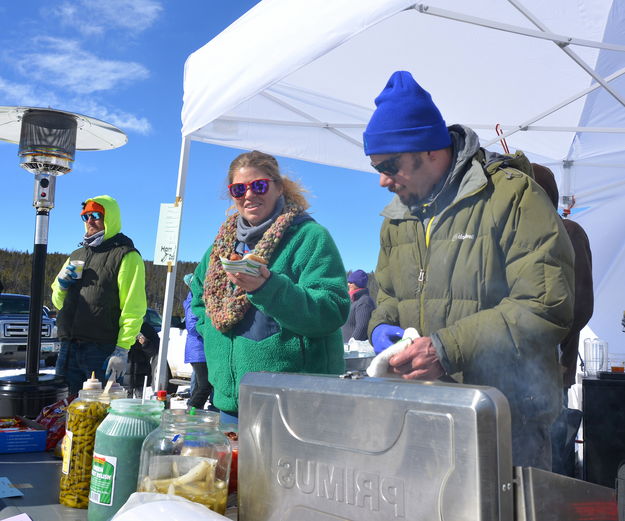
[[531, 163, 558, 208], [381, 124, 481, 219], [84, 195, 121, 240], [448, 124, 482, 180]]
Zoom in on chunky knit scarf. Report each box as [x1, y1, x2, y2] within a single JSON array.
[[203, 201, 302, 332]]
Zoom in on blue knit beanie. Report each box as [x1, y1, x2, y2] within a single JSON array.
[[348, 269, 368, 289], [183, 273, 193, 288], [363, 71, 451, 155]]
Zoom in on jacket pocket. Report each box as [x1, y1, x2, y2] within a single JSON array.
[[233, 306, 281, 341]]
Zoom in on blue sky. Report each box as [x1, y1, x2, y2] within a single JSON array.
[[0, 0, 391, 274]]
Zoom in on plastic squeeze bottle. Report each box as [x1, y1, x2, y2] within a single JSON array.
[[87, 398, 164, 521]]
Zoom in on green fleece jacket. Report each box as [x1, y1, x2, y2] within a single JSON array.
[[191, 218, 349, 414], [369, 125, 574, 425], [51, 195, 146, 349]]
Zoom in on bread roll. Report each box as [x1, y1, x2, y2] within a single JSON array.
[[244, 253, 267, 264]]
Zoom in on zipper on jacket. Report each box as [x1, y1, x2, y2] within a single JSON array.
[[418, 181, 489, 334], [419, 219, 432, 334], [416, 217, 434, 296], [417, 268, 426, 295], [229, 332, 237, 397], [414, 220, 427, 297]]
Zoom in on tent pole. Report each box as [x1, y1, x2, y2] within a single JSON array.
[[260, 91, 363, 148], [413, 4, 625, 53], [154, 136, 191, 393], [507, 0, 625, 110], [560, 160, 574, 213], [484, 65, 625, 147]]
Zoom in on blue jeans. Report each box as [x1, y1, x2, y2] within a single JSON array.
[[188, 362, 213, 409], [55, 340, 116, 395], [220, 410, 239, 425]]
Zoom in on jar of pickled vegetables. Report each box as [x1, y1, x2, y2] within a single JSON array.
[[136, 409, 231, 514], [59, 387, 126, 508]]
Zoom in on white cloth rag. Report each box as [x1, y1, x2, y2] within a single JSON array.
[[366, 327, 420, 378]]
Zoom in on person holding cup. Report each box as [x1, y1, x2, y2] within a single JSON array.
[[51, 195, 147, 394], [190, 150, 350, 423]]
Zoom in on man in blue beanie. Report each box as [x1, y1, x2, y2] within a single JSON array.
[[342, 269, 376, 343], [364, 70, 575, 470]]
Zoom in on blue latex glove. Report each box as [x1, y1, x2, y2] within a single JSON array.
[[105, 346, 129, 381], [371, 324, 405, 354], [57, 264, 78, 290]]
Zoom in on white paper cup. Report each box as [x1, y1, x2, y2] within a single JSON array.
[[70, 260, 85, 279]]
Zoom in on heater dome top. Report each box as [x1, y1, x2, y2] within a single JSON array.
[[0, 106, 127, 151]]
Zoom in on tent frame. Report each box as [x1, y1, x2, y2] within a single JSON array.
[[154, 0, 625, 391]]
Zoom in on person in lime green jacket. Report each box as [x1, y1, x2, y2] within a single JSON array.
[[191, 151, 349, 419], [51, 195, 146, 394]]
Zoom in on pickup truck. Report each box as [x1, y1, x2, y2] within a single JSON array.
[[0, 293, 60, 365]]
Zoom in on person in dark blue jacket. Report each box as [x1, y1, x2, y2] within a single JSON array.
[[183, 274, 213, 409], [342, 270, 376, 343]]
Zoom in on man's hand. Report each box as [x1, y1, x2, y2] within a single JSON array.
[[226, 265, 270, 292], [388, 336, 446, 380], [57, 264, 78, 290], [105, 346, 129, 381], [371, 324, 405, 354]]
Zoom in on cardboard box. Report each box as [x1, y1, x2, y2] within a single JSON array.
[[0, 416, 47, 453]]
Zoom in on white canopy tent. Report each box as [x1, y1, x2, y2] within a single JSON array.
[[155, 0, 625, 388]]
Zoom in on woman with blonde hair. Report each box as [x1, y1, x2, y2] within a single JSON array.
[[191, 150, 349, 422]]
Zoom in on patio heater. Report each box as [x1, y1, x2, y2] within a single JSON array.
[[0, 106, 127, 417]]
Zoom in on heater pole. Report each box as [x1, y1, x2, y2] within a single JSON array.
[[25, 209, 50, 380], [25, 172, 56, 381], [0, 106, 126, 417]]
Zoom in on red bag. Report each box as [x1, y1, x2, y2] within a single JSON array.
[[35, 396, 76, 450]]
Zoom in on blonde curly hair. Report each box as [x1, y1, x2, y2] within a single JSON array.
[[227, 150, 309, 210]]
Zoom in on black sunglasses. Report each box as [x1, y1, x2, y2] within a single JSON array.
[[228, 178, 271, 199], [371, 155, 402, 176], [81, 211, 103, 222]]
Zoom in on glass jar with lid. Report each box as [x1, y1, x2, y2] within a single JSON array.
[[137, 408, 231, 514], [59, 386, 127, 508]]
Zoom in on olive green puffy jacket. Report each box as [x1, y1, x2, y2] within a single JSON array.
[[369, 126, 574, 424]]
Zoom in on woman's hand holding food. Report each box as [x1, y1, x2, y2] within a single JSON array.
[[226, 264, 270, 292]]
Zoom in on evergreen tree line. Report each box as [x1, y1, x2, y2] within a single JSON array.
[[0, 248, 197, 318], [0, 248, 378, 319]]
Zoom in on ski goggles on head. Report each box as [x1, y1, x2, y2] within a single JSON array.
[[371, 154, 402, 176], [228, 178, 271, 199], [81, 211, 103, 222]]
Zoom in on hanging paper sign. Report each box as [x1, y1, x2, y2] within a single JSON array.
[[153, 203, 181, 266]]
